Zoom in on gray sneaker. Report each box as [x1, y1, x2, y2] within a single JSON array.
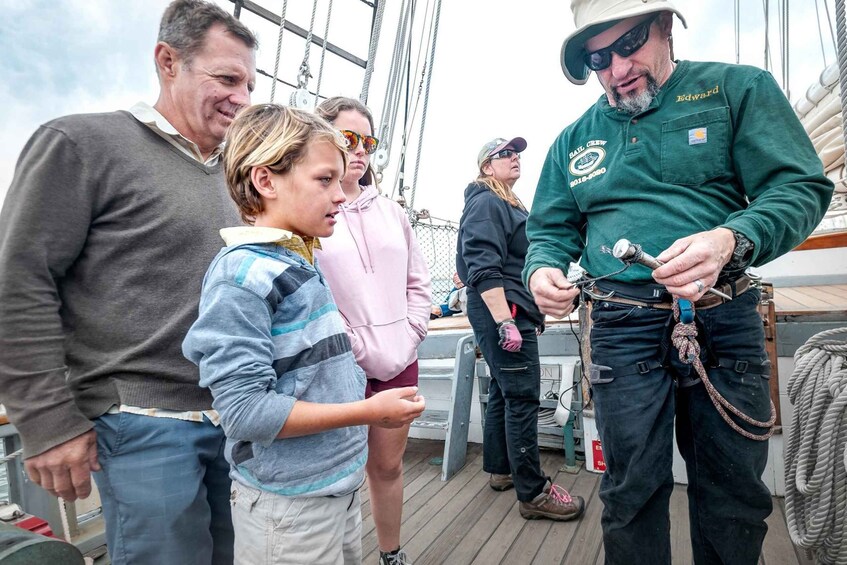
[[379, 549, 411, 565], [489, 473, 514, 491], [519, 481, 585, 521]]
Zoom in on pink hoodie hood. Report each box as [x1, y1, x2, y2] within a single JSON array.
[[315, 186, 432, 381]]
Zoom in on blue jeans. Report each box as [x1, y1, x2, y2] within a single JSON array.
[[467, 294, 547, 502], [93, 413, 233, 565], [589, 288, 773, 565]]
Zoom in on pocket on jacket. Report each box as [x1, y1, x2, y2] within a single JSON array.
[[661, 106, 730, 185]]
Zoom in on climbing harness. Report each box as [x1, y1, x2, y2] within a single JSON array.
[[581, 241, 777, 441], [784, 327, 847, 564]]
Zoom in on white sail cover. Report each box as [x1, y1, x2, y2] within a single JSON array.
[[793, 63, 847, 233]]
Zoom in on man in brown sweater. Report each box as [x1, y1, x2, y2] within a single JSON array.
[[0, 1, 256, 562]]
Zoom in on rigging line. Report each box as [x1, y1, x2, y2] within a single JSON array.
[[837, 0, 847, 152], [270, 0, 289, 103], [784, 0, 790, 99], [256, 68, 328, 101], [385, 2, 414, 151], [734, 0, 740, 65], [408, 0, 442, 213], [384, 4, 416, 196], [361, 0, 386, 103], [776, 0, 786, 92], [314, 0, 334, 101], [763, 0, 771, 72], [814, 0, 829, 67], [823, 0, 838, 55], [378, 0, 410, 143], [391, 0, 437, 199], [297, 0, 320, 87]]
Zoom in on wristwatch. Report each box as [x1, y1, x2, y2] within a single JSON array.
[[719, 228, 755, 284], [726, 228, 755, 271]]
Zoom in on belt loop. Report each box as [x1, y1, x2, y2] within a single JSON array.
[[729, 279, 737, 299]]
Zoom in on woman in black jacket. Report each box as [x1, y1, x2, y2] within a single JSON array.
[[456, 137, 584, 522]]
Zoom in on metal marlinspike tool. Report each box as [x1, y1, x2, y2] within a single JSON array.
[[610, 239, 733, 301]]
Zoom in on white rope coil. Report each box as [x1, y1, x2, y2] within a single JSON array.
[[785, 327, 847, 564]]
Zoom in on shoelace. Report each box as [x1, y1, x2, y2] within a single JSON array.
[[383, 550, 411, 565], [548, 484, 574, 505]]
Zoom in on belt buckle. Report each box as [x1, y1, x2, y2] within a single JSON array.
[[637, 361, 651, 374], [734, 360, 749, 373]]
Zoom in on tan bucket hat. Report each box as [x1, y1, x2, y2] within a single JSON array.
[[560, 0, 687, 85]]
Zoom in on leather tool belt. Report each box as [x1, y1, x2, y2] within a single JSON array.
[[586, 275, 753, 310]]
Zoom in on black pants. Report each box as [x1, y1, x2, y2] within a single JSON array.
[[467, 293, 547, 502], [589, 288, 773, 565]]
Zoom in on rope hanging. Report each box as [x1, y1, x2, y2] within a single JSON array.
[[670, 298, 776, 441], [269, 0, 289, 103], [361, 0, 388, 103], [407, 0, 442, 213], [313, 0, 334, 102], [784, 327, 847, 565], [296, 0, 320, 90]]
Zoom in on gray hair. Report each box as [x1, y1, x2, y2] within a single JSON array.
[[158, 0, 258, 67]]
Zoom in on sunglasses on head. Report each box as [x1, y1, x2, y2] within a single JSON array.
[[584, 13, 659, 72], [339, 130, 379, 154], [489, 149, 520, 161]]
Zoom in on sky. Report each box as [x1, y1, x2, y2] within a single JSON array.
[[0, 0, 839, 222]]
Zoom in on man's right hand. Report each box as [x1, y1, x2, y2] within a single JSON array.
[[367, 386, 426, 428], [24, 429, 100, 501], [528, 267, 579, 318]]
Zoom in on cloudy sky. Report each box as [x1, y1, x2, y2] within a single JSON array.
[[0, 0, 838, 221]]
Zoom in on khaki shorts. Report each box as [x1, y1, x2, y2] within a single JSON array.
[[231, 481, 362, 565]]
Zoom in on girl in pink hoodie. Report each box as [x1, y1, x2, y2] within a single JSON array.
[[316, 97, 431, 565]]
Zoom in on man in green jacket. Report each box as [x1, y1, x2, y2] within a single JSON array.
[[523, 1, 833, 563]]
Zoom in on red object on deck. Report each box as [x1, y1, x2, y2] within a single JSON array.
[[592, 439, 606, 472], [12, 515, 55, 538]]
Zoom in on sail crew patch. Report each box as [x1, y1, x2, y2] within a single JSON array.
[[568, 140, 608, 188], [688, 128, 708, 145]]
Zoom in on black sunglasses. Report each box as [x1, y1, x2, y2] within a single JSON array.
[[584, 14, 659, 71], [339, 130, 379, 154], [489, 149, 520, 161]]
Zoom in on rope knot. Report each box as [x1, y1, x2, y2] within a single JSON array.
[[672, 322, 700, 364]]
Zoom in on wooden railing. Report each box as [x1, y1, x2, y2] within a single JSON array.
[[794, 229, 847, 251]]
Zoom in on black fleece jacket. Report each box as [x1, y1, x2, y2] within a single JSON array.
[[456, 181, 543, 325]]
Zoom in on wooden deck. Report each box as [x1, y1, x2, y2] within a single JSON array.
[[369, 439, 806, 565], [773, 284, 847, 316]]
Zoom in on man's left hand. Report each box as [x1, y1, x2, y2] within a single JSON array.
[[652, 228, 736, 300]]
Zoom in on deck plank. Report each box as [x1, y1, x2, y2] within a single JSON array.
[[670, 484, 693, 565], [430, 472, 517, 564], [363, 447, 483, 560], [563, 469, 605, 565], [390, 439, 800, 565], [530, 470, 599, 565]]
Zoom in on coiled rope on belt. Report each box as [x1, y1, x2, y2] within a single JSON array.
[[670, 298, 776, 441], [784, 327, 847, 565]]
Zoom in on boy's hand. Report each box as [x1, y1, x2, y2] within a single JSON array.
[[368, 386, 425, 428]]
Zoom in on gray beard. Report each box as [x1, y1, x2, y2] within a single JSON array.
[[614, 74, 660, 114]]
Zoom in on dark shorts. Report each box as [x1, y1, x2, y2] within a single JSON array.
[[365, 359, 419, 398]]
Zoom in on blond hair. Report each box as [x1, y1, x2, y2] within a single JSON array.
[[475, 168, 525, 210], [315, 96, 379, 189], [223, 104, 348, 225]]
